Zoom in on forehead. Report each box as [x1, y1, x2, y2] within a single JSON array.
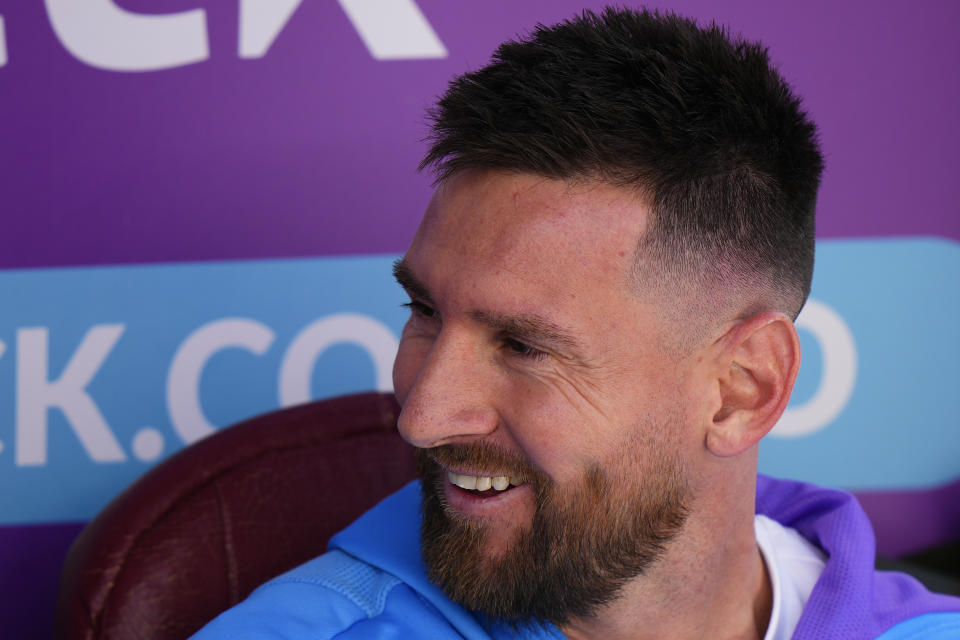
[[409, 171, 648, 295]]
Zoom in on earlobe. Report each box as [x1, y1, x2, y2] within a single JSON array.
[[705, 313, 800, 458]]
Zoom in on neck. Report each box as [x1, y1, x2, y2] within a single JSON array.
[[560, 473, 771, 640]]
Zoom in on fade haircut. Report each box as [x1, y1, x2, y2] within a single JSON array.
[[420, 8, 823, 326]]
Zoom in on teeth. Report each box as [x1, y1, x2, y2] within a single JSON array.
[[454, 473, 476, 490], [448, 471, 520, 492]]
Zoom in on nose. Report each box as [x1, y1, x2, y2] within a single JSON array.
[[394, 330, 499, 449]]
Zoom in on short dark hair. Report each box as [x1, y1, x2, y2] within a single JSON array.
[[421, 7, 823, 323]]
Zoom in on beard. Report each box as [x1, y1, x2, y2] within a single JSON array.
[[416, 434, 689, 628]]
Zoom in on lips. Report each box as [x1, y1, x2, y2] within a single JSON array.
[[441, 469, 536, 526], [417, 445, 541, 517]]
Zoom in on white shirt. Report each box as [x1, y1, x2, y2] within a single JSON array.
[[755, 514, 828, 640]]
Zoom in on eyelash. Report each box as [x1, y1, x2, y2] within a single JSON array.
[[401, 300, 437, 319], [401, 300, 547, 361], [502, 337, 547, 361]]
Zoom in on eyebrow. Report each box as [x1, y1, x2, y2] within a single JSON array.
[[469, 309, 582, 355], [393, 258, 435, 305], [393, 258, 583, 357]]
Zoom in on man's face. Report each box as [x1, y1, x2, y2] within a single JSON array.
[[392, 170, 699, 624]]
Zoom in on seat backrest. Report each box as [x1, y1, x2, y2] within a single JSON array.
[[54, 391, 416, 640]]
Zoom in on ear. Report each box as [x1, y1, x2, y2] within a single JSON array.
[[705, 312, 801, 458]]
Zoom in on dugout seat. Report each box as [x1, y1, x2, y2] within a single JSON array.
[[53, 391, 417, 640]]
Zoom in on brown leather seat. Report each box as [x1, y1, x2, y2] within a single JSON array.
[[54, 391, 416, 640]]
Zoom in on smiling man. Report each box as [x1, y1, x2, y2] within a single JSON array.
[[393, 174, 698, 631], [194, 8, 960, 640]]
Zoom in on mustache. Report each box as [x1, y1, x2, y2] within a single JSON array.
[[415, 443, 548, 487]]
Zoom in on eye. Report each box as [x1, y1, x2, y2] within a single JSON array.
[[503, 337, 546, 361], [402, 300, 438, 320]]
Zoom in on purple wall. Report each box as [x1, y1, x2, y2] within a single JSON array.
[[1, 2, 957, 637]]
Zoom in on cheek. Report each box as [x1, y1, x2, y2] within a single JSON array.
[[507, 367, 691, 478], [497, 376, 603, 479]]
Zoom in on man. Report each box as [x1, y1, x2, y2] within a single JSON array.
[[195, 8, 960, 639]]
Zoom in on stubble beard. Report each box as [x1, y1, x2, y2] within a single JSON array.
[[416, 437, 689, 628]]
